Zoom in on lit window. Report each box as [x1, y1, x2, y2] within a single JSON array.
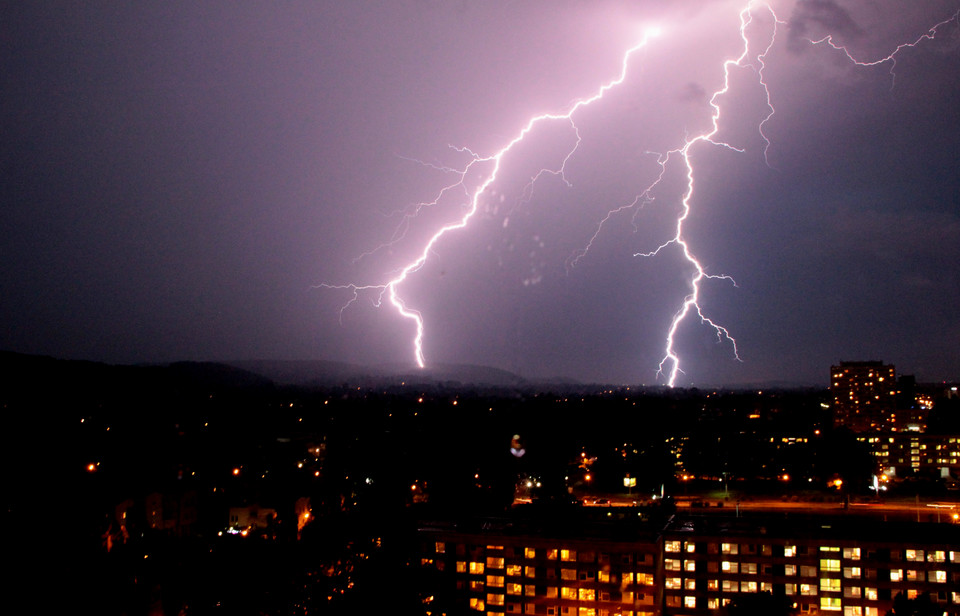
[[547, 549, 558, 560], [928, 551, 946, 563], [843, 567, 861, 579], [685, 579, 696, 590], [470, 580, 484, 591], [740, 581, 757, 593], [525, 566, 536, 578], [487, 557, 505, 569], [721, 561, 738, 573], [487, 593, 505, 606], [546, 587, 557, 598], [684, 560, 696, 572], [821, 559, 841, 572], [561, 549, 577, 562], [665, 577, 682, 589], [785, 565, 796, 576], [784, 546, 796, 557], [843, 547, 861, 560], [507, 583, 522, 595], [470, 562, 485, 575], [506, 564, 522, 577], [890, 569, 903, 582], [844, 607, 863, 616], [905, 549, 924, 562], [561, 569, 576, 581], [844, 587, 861, 598], [487, 575, 504, 588], [665, 541, 681, 553], [469, 597, 485, 611], [665, 559, 681, 571], [707, 580, 718, 591], [636, 573, 655, 586], [865, 588, 878, 601], [784, 584, 796, 595], [686, 542, 696, 553], [722, 580, 738, 593], [684, 596, 697, 608], [458, 561, 467, 573], [579, 589, 595, 601], [578, 609, 596, 616], [525, 585, 535, 597], [821, 578, 841, 592], [487, 545, 504, 551], [525, 547, 536, 559], [561, 587, 577, 600], [929, 570, 947, 583], [742, 562, 757, 575], [435, 541, 445, 553], [722, 543, 738, 555], [820, 597, 842, 611], [801, 584, 816, 596]]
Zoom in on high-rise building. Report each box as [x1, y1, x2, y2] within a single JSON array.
[[830, 361, 898, 432]]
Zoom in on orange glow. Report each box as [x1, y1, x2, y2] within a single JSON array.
[[232, 468, 240, 476], [86, 463, 97, 472], [584, 474, 592, 482]]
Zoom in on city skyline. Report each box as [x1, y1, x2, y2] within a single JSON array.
[[2, 1, 959, 386]]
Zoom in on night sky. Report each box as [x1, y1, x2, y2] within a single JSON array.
[[2, 1, 959, 386]]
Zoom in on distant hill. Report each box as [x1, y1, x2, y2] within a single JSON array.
[[0, 351, 273, 403], [227, 359, 530, 388]]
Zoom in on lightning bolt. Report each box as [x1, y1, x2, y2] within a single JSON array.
[[633, 3, 783, 386], [321, 26, 662, 369], [809, 10, 960, 88], [322, 2, 957, 386]]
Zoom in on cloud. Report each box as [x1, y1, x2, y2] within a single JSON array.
[[787, 0, 864, 52], [676, 82, 708, 104]]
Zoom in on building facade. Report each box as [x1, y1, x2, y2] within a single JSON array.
[[419, 512, 960, 616]]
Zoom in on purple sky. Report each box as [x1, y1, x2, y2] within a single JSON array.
[[2, 1, 959, 386]]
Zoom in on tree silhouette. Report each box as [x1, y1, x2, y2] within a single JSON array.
[[885, 592, 938, 616], [723, 592, 794, 616]]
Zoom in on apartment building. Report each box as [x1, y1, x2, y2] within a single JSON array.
[[418, 514, 662, 616], [418, 511, 960, 616], [661, 515, 960, 615]]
